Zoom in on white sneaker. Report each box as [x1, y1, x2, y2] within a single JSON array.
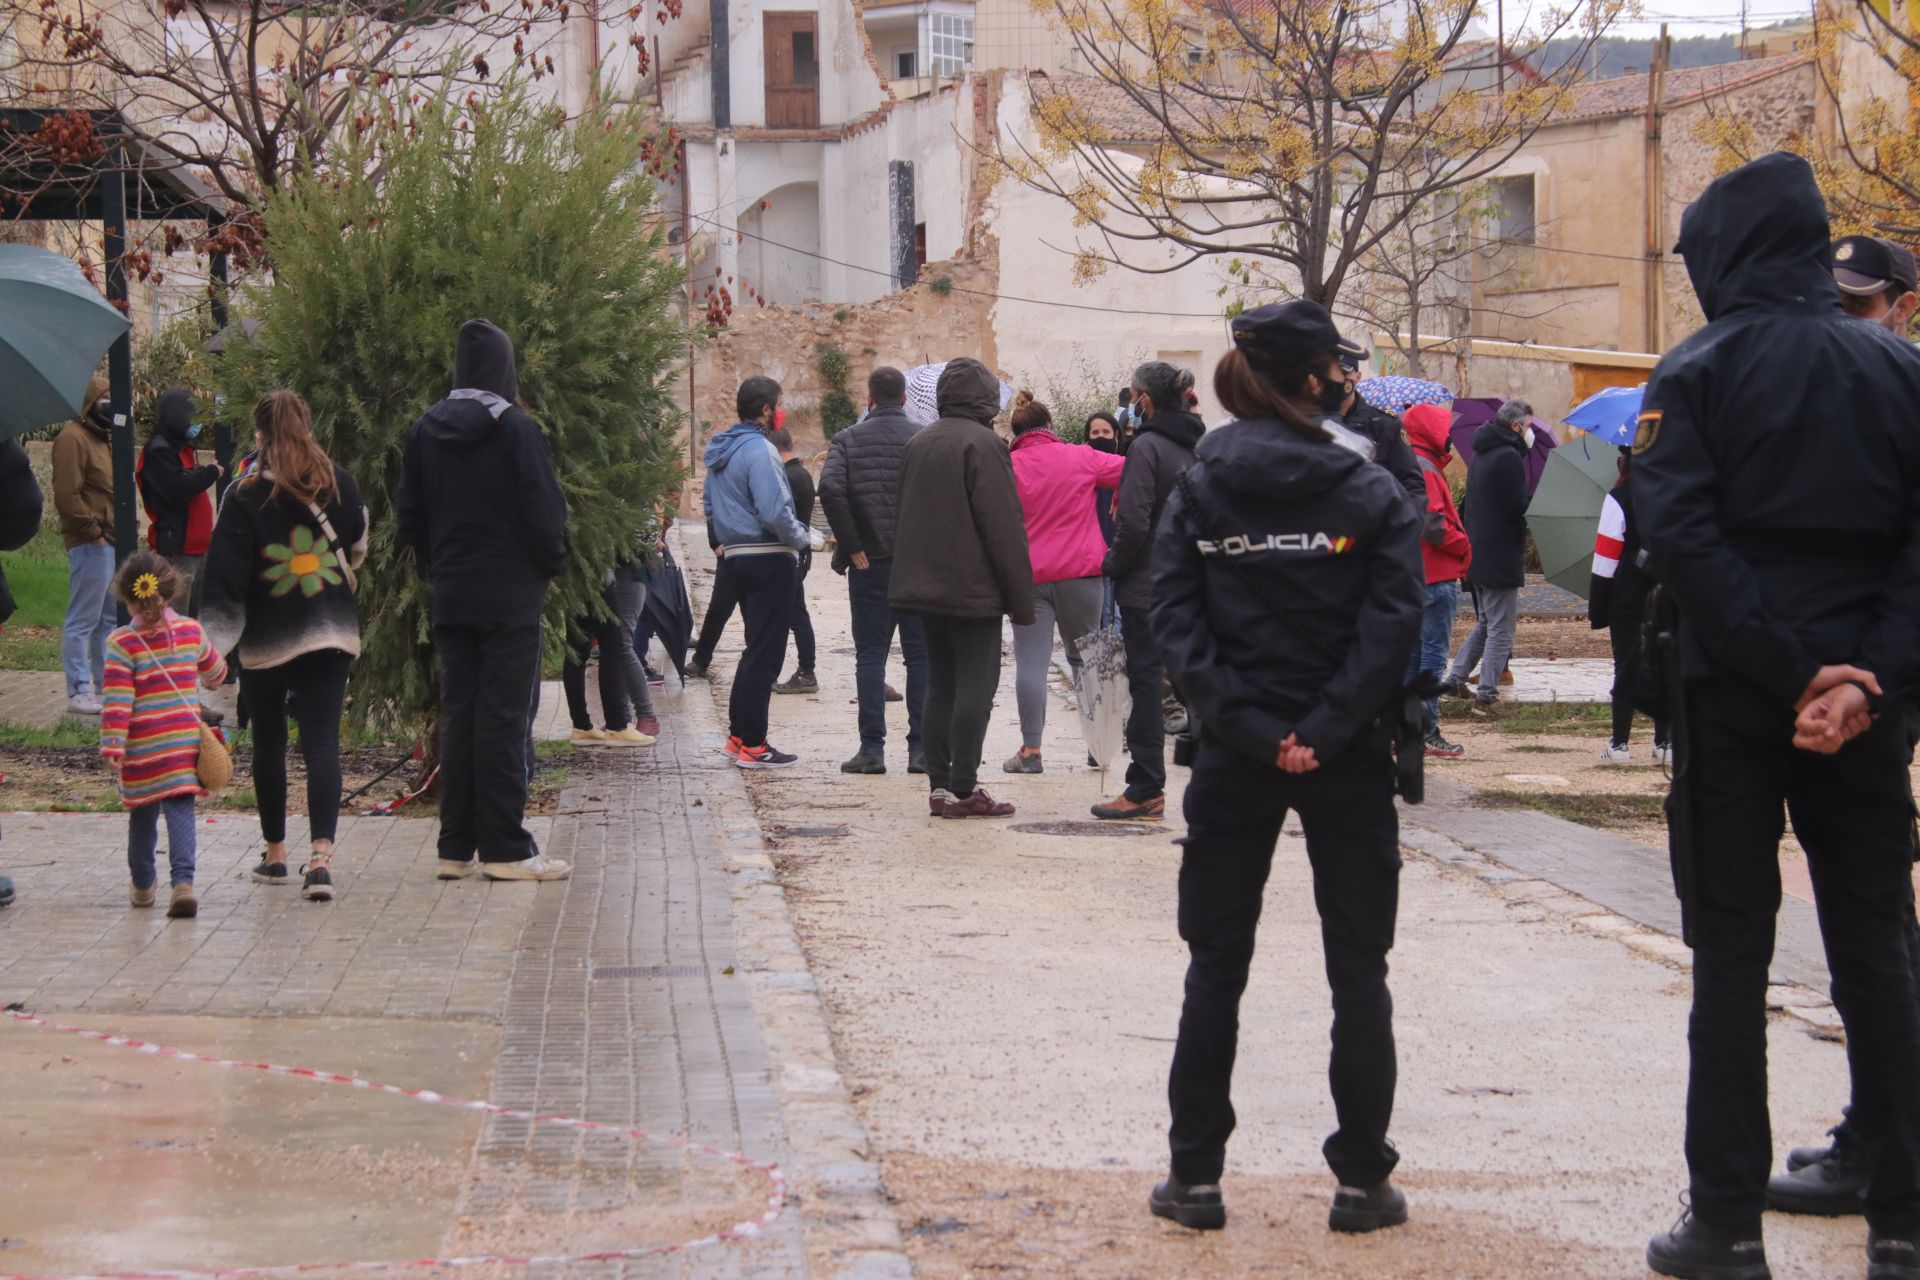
[[604, 727, 657, 747], [1601, 742, 1632, 765], [67, 692, 103, 716], [435, 858, 478, 880], [481, 854, 572, 882], [1651, 742, 1672, 766]]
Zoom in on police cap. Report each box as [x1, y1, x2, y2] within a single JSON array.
[[1232, 301, 1344, 364], [1832, 235, 1918, 296]]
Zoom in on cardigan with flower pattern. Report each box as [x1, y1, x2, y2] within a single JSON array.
[[200, 461, 369, 670]]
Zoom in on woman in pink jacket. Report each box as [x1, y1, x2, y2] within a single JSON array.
[[1002, 391, 1127, 774]]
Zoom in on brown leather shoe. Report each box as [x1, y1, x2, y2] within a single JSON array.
[[928, 789, 955, 816], [943, 788, 1016, 819], [1091, 793, 1166, 821]]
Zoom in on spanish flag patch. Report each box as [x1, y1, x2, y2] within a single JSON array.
[[1632, 410, 1662, 455]]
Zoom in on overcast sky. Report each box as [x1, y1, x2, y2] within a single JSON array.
[[1507, 0, 1815, 39]]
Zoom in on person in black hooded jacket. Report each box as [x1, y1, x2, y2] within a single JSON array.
[[137, 387, 221, 614], [1095, 361, 1204, 821], [397, 318, 570, 883], [1142, 300, 1422, 1239], [0, 435, 43, 908], [1632, 152, 1920, 1280]]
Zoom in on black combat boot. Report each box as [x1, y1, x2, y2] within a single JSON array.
[[1329, 1180, 1409, 1233], [1646, 1205, 1770, 1280], [1869, 1228, 1920, 1280], [1147, 1176, 1225, 1231], [1766, 1133, 1867, 1216]]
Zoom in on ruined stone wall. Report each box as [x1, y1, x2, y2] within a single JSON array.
[[677, 254, 998, 475]]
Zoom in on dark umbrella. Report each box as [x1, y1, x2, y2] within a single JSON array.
[[640, 548, 694, 680]]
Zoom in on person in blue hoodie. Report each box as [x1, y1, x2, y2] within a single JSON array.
[[397, 319, 571, 883], [703, 377, 811, 768]]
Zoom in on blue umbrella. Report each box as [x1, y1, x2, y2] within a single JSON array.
[[1562, 385, 1644, 447], [0, 245, 130, 439]]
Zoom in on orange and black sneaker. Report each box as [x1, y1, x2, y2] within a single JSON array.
[[1091, 793, 1166, 821], [721, 735, 745, 759], [734, 741, 798, 770]]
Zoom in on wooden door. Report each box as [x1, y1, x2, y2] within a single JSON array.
[[764, 12, 819, 128]]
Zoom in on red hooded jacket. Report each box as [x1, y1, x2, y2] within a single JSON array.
[[1401, 404, 1471, 585]]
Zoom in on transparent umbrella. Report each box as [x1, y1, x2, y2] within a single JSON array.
[[1074, 624, 1132, 773]]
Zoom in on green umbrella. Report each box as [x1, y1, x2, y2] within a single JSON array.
[[0, 245, 131, 439], [1526, 435, 1621, 597]]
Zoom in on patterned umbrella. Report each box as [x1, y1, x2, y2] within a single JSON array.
[[903, 362, 1016, 427], [1357, 374, 1454, 416]]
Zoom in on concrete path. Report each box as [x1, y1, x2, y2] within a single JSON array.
[[678, 527, 1868, 1280], [0, 654, 904, 1277]]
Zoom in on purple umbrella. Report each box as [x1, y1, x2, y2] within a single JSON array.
[[1448, 398, 1558, 493]]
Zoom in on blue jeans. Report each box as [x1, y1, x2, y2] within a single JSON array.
[[1403, 580, 1460, 734], [128, 795, 197, 890], [63, 543, 116, 697], [848, 559, 926, 755]]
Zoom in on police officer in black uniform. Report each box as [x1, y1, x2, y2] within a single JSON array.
[[1335, 338, 1426, 511], [1142, 301, 1424, 1236], [1765, 232, 1920, 1220], [1635, 152, 1920, 1280]]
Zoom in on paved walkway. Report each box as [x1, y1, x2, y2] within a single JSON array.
[[0, 657, 892, 1277]]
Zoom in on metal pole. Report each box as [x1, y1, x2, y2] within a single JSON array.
[[208, 211, 234, 501], [102, 142, 136, 577]]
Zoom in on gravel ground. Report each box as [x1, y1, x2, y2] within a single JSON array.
[[679, 542, 1872, 1280]]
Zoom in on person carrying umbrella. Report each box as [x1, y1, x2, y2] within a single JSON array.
[[1588, 448, 1669, 766], [0, 430, 44, 908], [1144, 300, 1423, 1237], [1443, 400, 1534, 707]]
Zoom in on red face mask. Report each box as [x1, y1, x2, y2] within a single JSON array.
[[772, 407, 787, 429]]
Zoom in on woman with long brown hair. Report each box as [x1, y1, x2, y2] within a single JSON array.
[[1143, 301, 1424, 1238], [201, 390, 369, 902]]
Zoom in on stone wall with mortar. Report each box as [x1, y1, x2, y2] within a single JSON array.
[[679, 255, 999, 474]]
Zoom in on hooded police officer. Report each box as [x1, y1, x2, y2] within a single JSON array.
[[1143, 300, 1424, 1237], [1635, 152, 1920, 1280]]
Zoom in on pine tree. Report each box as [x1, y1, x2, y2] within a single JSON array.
[[214, 80, 688, 732]]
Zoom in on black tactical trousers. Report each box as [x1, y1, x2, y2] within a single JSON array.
[[1167, 733, 1402, 1189], [1675, 679, 1920, 1232]]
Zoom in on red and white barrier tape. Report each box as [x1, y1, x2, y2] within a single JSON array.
[[0, 1008, 787, 1280]]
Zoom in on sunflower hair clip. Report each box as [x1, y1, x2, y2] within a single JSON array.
[[132, 573, 161, 602]]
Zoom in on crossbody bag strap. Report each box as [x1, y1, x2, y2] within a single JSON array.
[[307, 500, 357, 593], [133, 621, 190, 702]]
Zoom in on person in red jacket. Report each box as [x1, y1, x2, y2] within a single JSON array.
[[137, 388, 221, 615], [1399, 404, 1471, 757]]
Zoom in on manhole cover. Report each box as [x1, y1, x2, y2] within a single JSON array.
[[772, 824, 849, 838], [592, 964, 705, 980], [1010, 821, 1163, 838]]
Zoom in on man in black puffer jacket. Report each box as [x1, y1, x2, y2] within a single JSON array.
[[1444, 401, 1533, 706], [1096, 361, 1203, 821], [398, 318, 571, 883], [0, 435, 43, 908], [819, 366, 927, 775]]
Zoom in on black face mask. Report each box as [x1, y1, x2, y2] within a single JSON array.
[[1315, 375, 1348, 415], [1089, 435, 1119, 453]]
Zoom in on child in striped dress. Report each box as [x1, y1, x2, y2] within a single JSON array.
[[100, 552, 227, 918]]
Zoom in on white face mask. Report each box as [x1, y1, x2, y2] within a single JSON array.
[[1523, 427, 1536, 450]]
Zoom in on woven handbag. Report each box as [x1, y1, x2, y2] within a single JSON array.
[[134, 623, 233, 793]]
